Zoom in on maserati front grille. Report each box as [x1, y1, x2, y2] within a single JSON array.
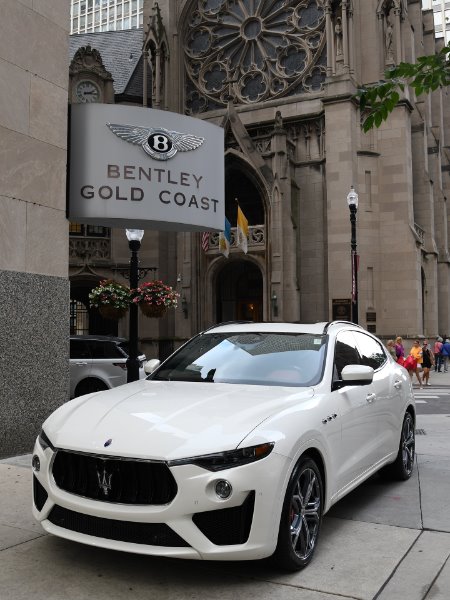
[[52, 450, 177, 505]]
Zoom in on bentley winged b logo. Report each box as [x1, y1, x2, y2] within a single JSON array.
[[96, 465, 113, 497], [106, 123, 205, 161]]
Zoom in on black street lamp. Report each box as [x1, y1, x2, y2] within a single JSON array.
[[125, 228, 144, 382], [347, 186, 359, 325]]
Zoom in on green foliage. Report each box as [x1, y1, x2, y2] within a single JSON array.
[[89, 279, 131, 310], [357, 43, 450, 132]]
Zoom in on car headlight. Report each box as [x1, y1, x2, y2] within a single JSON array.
[[168, 442, 274, 472], [38, 429, 54, 452]]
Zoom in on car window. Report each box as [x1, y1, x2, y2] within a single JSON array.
[[70, 339, 90, 359], [152, 332, 327, 387], [90, 341, 108, 359], [333, 331, 360, 379], [353, 332, 387, 370], [88, 341, 127, 359]]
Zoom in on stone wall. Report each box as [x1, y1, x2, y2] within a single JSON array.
[[0, 0, 70, 457], [0, 271, 69, 458]]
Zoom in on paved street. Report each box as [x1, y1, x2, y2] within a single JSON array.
[[1, 371, 450, 600]]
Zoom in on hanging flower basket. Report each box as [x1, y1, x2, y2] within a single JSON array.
[[131, 280, 179, 319], [140, 303, 167, 318], [89, 279, 131, 319], [99, 305, 128, 320]]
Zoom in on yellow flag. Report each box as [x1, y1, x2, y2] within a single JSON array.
[[236, 206, 249, 254]]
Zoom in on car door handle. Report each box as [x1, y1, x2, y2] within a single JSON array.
[[75, 361, 88, 366], [366, 393, 376, 403], [394, 380, 402, 389]]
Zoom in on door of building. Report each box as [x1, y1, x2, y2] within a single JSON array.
[[216, 261, 263, 323]]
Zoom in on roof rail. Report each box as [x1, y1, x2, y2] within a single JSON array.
[[323, 321, 363, 334], [201, 321, 254, 333]]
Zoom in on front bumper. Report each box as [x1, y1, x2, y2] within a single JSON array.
[[32, 440, 291, 561]]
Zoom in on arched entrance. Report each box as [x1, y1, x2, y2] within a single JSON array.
[[70, 279, 119, 336], [216, 261, 263, 322]]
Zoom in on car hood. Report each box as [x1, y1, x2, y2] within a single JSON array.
[[44, 379, 314, 460]]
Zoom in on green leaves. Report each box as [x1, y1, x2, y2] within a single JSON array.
[[356, 43, 450, 132]]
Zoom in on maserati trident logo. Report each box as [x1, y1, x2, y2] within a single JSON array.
[[106, 123, 205, 161], [97, 465, 113, 497]]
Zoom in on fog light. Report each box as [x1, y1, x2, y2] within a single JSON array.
[[32, 455, 40, 472], [215, 479, 232, 499]]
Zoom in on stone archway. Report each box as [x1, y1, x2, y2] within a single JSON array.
[[216, 260, 263, 323]]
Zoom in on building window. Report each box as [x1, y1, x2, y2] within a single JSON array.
[[69, 223, 110, 237], [70, 300, 89, 335]]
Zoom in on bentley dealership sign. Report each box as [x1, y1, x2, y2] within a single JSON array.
[[69, 104, 225, 231]]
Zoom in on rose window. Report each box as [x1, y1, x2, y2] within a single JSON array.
[[185, 0, 326, 114]]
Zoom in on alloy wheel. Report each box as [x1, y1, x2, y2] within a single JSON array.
[[402, 413, 415, 476], [289, 466, 321, 560]]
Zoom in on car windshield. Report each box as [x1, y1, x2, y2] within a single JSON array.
[[152, 332, 327, 386]]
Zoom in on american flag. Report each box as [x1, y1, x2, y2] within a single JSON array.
[[201, 231, 210, 252]]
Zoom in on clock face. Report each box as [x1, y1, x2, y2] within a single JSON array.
[[76, 80, 100, 103]]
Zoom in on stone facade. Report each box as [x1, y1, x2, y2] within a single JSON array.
[[68, 0, 450, 363], [0, 0, 70, 457]]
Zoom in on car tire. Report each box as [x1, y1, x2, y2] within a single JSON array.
[[272, 456, 323, 571], [381, 411, 415, 480], [74, 378, 109, 397]]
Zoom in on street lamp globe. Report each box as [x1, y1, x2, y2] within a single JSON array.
[[347, 185, 359, 209], [125, 229, 145, 242]]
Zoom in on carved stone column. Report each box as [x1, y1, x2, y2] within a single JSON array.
[[394, 8, 402, 64], [325, 1, 333, 77], [154, 48, 161, 108], [342, 0, 349, 73], [143, 48, 149, 107]]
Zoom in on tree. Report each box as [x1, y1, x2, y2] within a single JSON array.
[[357, 43, 450, 132]]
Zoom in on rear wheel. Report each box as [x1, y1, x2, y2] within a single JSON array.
[[272, 456, 323, 571], [381, 412, 415, 480], [74, 378, 108, 397]]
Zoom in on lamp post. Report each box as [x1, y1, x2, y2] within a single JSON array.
[[125, 228, 144, 382], [347, 186, 359, 325]]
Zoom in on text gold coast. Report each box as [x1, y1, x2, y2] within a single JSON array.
[[79, 164, 220, 212]]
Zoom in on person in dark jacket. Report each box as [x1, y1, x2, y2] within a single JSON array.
[[421, 340, 434, 385], [441, 338, 450, 373]]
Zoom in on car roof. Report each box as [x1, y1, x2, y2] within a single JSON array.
[[203, 321, 362, 335], [70, 335, 127, 343]]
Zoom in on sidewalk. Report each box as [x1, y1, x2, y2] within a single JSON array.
[[1, 377, 450, 599]]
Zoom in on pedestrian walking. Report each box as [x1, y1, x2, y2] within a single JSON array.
[[421, 340, 434, 386], [394, 336, 405, 366], [441, 338, 450, 373], [434, 337, 443, 372], [407, 340, 423, 387], [386, 339, 397, 360]]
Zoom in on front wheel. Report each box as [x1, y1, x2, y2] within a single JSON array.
[[272, 456, 323, 571]]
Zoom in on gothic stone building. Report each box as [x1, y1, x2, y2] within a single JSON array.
[[69, 0, 450, 361]]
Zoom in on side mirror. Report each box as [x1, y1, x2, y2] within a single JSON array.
[[144, 359, 161, 375], [332, 364, 374, 390]]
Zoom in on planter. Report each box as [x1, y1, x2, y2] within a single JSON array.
[[99, 305, 128, 320], [140, 303, 167, 318]]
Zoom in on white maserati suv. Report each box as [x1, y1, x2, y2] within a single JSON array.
[[32, 321, 415, 570]]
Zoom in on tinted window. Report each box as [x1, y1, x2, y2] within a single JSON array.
[[70, 339, 90, 359], [153, 332, 327, 387], [354, 332, 386, 370], [89, 341, 125, 359], [333, 331, 360, 378]]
